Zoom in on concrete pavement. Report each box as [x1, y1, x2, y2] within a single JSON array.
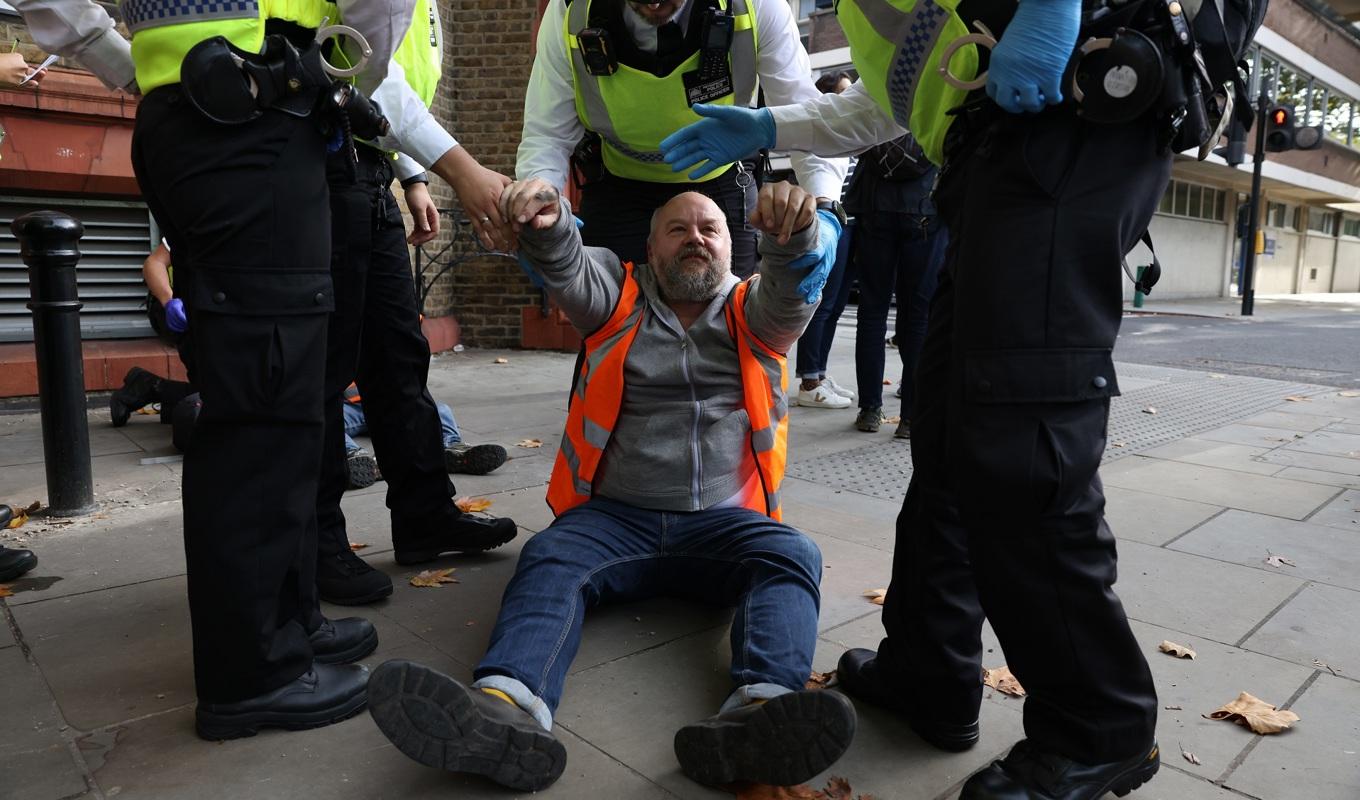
[[2, 337, 1358, 800]]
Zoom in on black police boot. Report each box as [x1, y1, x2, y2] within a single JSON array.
[[673, 690, 857, 788], [837, 648, 979, 752], [368, 659, 567, 792], [961, 740, 1161, 800], [308, 616, 378, 665], [195, 662, 369, 741], [109, 367, 162, 427], [392, 506, 518, 566], [346, 450, 379, 490], [443, 443, 508, 476], [316, 549, 394, 605], [0, 545, 37, 583]]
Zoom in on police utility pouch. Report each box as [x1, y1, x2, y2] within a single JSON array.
[[181, 35, 331, 125], [683, 8, 736, 105]]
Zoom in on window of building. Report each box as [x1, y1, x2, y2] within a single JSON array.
[[1326, 94, 1353, 146], [1158, 180, 1226, 222], [1251, 49, 1360, 150], [1265, 202, 1293, 229], [1307, 208, 1337, 235], [1342, 217, 1360, 237]]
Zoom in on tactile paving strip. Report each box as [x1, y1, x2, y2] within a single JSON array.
[[786, 363, 1331, 501]]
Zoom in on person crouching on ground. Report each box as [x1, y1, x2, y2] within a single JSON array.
[[366, 179, 855, 791]]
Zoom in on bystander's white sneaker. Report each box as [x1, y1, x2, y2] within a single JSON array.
[[795, 382, 852, 409], [823, 375, 856, 400]]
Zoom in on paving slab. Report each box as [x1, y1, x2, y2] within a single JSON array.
[[0, 646, 89, 800], [1234, 409, 1344, 432], [1303, 489, 1360, 532], [806, 530, 895, 633], [1282, 429, 1360, 458], [1191, 423, 1314, 449], [0, 450, 179, 514], [1124, 766, 1260, 799], [1127, 619, 1314, 779], [1243, 582, 1360, 675], [12, 575, 196, 732], [1115, 540, 1304, 644], [1102, 457, 1339, 520], [1103, 486, 1223, 546], [1225, 674, 1360, 800], [1135, 438, 1284, 476], [1258, 447, 1360, 476], [1275, 466, 1360, 490], [779, 478, 900, 553], [1169, 509, 1360, 591], [0, 414, 143, 469]]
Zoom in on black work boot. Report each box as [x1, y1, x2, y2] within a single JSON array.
[[392, 506, 518, 566], [674, 689, 857, 788], [443, 443, 508, 476], [308, 616, 379, 665], [961, 740, 1161, 800], [346, 450, 379, 490], [317, 549, 394, 605], [368, 660, 567, 792], [837, 648, 979, 752], [110, 367, 162, 427], [0, 545, 37, 583], [195, 663, 369, 741]]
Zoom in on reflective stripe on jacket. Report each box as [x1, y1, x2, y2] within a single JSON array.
[[546, 262, 788, 519]]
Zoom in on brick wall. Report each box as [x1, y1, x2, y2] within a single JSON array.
[[419, 0, 542, 349]]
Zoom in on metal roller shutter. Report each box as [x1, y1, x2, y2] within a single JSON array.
[[0, 195, 155, 343]]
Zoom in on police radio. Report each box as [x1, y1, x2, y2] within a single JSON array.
[[699, 8, 734, 78], [578, 28, 618, 76]]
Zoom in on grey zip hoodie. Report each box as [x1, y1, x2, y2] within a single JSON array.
[[519, 198, 821, 512]]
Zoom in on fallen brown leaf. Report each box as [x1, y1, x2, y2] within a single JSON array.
[[1180, 742, 1201, 765], [727, 777, 872, 800], [455, 496, 494, 513], [822, 777, 853, 800], [862, 588, 887, 606], [883, 416, 902, 425], [516, 438, 543, 448], [1284, 396, 1309, 402], [1159, 640, 1197, 659], [1312, 659, 1340, 676], [1165, 705, 1184, 710], [1111, 441, 1127, 448], [1142, 406, 1158, 415], [806, 670, 838, 690], [983, 665, 1026, 697], [0, 585, 12, 598], [1204, 691, 1299, 734], [1264, 552, 1296, 568], [493, 357, 509, 364], [1208, 373, 1228, 379], [1339, 391, 1360, 398], [409, 568, 459, 588], [881, 379, 891, 385], [349, 542, 369, 551], [6, 501, 42, 530]]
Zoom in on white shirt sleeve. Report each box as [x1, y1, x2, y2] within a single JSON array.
[[515, 0, 584, 190], [371, 57, 459, 168], [769, 80, 906, 158], [393, 152, 425, 182], [335, 0, 416, 93], [751, 0, 848, 199], [9, 0, 136, 92]]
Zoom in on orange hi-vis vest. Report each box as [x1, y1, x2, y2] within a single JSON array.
[[546, 263, 790, 520]]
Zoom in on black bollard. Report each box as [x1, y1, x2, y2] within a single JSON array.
[[12, 211, 96, 517]]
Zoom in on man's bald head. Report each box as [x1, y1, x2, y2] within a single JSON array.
[[646, 193, 733, 303]]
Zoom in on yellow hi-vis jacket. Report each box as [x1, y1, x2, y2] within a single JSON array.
[[546, 263, 789, 520]]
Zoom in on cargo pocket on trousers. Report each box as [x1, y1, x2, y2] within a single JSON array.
[[190, 269, 334, 422]]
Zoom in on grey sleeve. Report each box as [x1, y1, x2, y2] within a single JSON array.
[[11, 0, 136, 92], [518, 199, 625, 334], [742, 223, 821, 354], [335, 0, 415, 93]]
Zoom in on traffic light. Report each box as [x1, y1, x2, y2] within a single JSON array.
[[1264, 105, 1323, 152]]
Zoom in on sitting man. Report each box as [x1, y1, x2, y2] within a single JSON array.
[[367, 179, 855, 792]]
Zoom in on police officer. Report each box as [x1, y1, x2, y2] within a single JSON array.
[[16, 0, 414, 740], [518, 0, 849, 279], [657, 0, 1221, 794], [314, 0, 519, 606]]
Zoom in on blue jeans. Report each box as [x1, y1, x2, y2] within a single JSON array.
[[851, 213, 947, 412], [794, 220, 855, 380], [472, 497, 823, 729], [342, 400, 460, 454]]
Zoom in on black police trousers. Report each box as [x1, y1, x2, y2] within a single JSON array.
[[875, 106, 1172, 764], [314, 147, 457, 560], [131, 88, 330, 703], [576, 165, 758, 279]]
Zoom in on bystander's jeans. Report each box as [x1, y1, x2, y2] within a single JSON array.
[[343, 401, 461, 455]]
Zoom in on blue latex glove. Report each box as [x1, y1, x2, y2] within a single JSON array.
[[165, 298, 188, 333], [659, 105, 776, 180], [784, 210, 842, 305], [986, 0, 1081, 114], [515, 216, 584, 288]]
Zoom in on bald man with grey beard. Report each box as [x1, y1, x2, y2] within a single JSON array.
[[366, 179, 856, 794]]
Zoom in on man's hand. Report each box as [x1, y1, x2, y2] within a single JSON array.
[[431, 145, 514, 251], [660, 105, 776, 180], [749, 181, 817, 245], [404, 182, 441, 246], [1, 52, 45, 88], [499, 178, 563, 234]]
